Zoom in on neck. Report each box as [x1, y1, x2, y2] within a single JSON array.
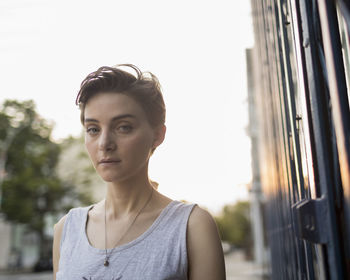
[[105, 173, 154, 218]]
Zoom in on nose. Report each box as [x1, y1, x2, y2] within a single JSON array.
[[98, 130, 116, 151]]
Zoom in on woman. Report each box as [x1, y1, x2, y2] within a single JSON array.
[[53, 64, 226, 280]]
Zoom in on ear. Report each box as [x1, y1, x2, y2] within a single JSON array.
[[152, 124, 166, 149]]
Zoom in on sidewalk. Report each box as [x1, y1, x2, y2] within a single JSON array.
[[0, 272, 52, 280], [225, 250, 268, 280]]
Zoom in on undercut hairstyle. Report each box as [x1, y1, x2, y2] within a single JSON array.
[[76, 64, 166, 128]]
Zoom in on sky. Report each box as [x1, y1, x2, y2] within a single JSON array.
[[0, 0, 254, 213]]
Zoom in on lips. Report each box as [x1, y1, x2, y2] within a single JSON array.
[[98, 158, 121, 165]]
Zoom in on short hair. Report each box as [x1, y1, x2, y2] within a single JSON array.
[[76, 64, 166, 128]]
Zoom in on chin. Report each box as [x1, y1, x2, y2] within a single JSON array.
[[98, 170, 134, 183], [97, 162, 147, 183], [99, 174, 123, 183]]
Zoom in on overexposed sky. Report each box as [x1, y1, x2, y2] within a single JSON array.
[[0, 0, 254, 213]]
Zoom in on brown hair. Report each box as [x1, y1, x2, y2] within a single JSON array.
[[76, 64, 166, 128]]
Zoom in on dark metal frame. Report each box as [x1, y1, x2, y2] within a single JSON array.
[[249, 0, 350, 278]]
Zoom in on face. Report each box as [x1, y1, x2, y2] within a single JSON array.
[[83, 92, 165, 183]]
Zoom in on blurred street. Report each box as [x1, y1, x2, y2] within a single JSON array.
[[0, 272, 51, 280], [0, 250, 267, 280], [225, 250, 267, 280]]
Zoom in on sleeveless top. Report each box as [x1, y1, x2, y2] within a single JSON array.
[[56, 200, 196, 280]]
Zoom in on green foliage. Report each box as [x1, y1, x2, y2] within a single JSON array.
[[215, 201, 251, 248], [0, 100, 75, 233]]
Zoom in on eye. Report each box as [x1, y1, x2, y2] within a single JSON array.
[[117, 125, 133, 133], [86, 127, 100, 135]]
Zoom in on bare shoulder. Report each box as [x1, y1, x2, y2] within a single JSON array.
[[188, 205, 216, 229], [187, 205, 226, 280], [53, 214, 68, 280], [53, 214, 67, 252], [187, 206, 221, 248], [54, 214, 67, 235]]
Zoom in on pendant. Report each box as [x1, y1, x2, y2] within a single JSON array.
[[104, 259, 109, 267]]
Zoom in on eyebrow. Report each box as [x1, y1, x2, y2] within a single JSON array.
[[84, 114, 136, 124]]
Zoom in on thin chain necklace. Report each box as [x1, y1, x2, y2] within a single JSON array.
[[103, 187, 154, 267]]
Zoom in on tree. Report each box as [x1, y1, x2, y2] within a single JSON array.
[[0, 100, 76, 258], [56, 135, 98, 205], [215, 201, 252, 250]]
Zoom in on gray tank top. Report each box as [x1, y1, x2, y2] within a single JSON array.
[[56, 200, 196, 280]]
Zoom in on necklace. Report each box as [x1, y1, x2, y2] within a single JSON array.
[[103, 187, 154, 267]]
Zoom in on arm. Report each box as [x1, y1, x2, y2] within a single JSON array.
[[187, 206, 226, 280], [52, 215, 67, 280]]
